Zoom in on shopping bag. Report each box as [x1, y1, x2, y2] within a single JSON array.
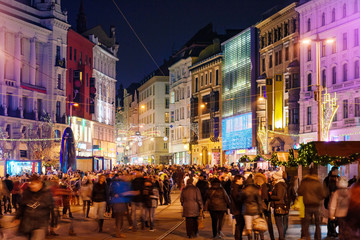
[[298, 196, 305, 218], [252, 216, 268, 232]]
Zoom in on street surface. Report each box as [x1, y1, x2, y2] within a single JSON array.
[[1, 190, 330, 239]]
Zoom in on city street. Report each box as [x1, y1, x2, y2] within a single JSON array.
[[1, 190, 330, 240]]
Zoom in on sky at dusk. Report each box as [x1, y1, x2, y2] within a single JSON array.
[[62, 0, 292, 89]]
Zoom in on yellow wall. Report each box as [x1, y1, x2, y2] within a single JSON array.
[[274, 74, 284, 129]]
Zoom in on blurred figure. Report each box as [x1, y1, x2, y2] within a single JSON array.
[[143, 178, 159, 231], [163, 175, 171, 205], [3, 174, 13, 214], [205, 177, 231, 239], [11, 178, 21, 212], [298, 167, 327, 240], [196, 173, 209, 206], [345, 180, 360, 239], [230, 175, 245, 240], [80, 178, 92, 218], [130, 169, 145, 231], [59, 178, 73, 219], [329, 176, 350, 240], [180, 178, 203, 238], [323, 166, 339, 238], [348, 175, 357, 187], [92, 174, 109, 232], [15, 175, 54, 240]]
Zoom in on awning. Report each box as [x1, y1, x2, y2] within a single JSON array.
[[313, 141, 360, 157]]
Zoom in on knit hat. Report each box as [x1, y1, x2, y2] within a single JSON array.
[[272, 170, 283, 181]]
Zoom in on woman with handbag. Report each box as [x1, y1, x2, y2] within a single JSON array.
[[180, 178, 203, 238], [270, 171, 288, 240], [205, 178, 231, 239]]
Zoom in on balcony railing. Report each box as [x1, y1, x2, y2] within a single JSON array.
[[56, 114, 66, 124], [23, 111, 36, 120], [55, 57, 66, 68]]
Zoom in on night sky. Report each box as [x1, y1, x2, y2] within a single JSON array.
[[62, 0, 292, 89]]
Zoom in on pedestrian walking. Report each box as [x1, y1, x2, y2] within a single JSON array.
[[205, 177, 231, 239], [130, 169, 145, 231], [329, 176, 350, 240], [180, 178, 203, 238], [3, 174, 13, 214], [143, 178, 159, 231], [92, 174, 109, 232], [80, 178, 93, 218], [297, 167, 327, 240], [323, 166, 339, 238], [230, 175, 245, 240]]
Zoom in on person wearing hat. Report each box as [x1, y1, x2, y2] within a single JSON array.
[[14, 175, 54, 240], [297, 167, 327, 240]]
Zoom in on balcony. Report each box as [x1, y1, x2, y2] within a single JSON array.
[[23, 110, 35, 120], [5, 79, 16, 87], [8, 108, 20, 118], [55, 57, 66, 68], [56, 114, 66, 124]]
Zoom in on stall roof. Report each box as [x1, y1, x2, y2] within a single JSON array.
[[313, 141, 360, 157]]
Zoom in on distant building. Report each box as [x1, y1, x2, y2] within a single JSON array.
[[256, 2, 300, 153], [296, 0, 360, 146], [0, 0, 69, 174], [169, 23, 218, 165], [221, 27, 259, 164], [138, 64, 171, 164]]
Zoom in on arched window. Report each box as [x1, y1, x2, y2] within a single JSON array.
[[322, 12, 326, 26], [343, 4, 347, 18], [332, 8, 336, 22], [307, 73, 312, 91], [322, 69, 327, 87], [332, 66, 337, 84], [343, 63, 348, 81], [307, 18, 311, 32]]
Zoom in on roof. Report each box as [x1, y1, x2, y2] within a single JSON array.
[[313, 141, 360, 157], [82, 25, 115, 48]]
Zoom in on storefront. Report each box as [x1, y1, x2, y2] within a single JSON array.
[[76, 157, 94, 172], [6, 160, 42, 176]]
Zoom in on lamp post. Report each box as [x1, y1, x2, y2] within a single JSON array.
[[69, 102, 79, 127], [258, 96, 269, 154], [302, 35, 335, 141]]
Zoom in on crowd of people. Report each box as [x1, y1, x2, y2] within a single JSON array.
[[0, 164, 359, 240]]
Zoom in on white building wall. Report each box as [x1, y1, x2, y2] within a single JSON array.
[[297, 0, 360, 143]]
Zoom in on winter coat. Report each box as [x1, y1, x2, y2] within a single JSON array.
[[16, 186, 54, 235], [205, 182, 231, 211], [131, 177, 144, 202], [80, 183, 93, 201], [180, 184, 203, 217], [329, 188, 350, 218], [196, 179, 209, 204], [92, 182, 109, 203], [270, 181, 287, 209], [298, 175, 326, 207], [110, 180, 131, 204], [143, 184, 159, 208], [241, 182, 262, 216], [324, 174, 339, 209], [230, 182, 243, 216]]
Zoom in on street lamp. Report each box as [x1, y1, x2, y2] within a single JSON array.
[[69, 102, 79, 127], [302, 35, 335, 141], [258, 96, 268, 154]]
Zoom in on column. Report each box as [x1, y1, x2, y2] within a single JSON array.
[[0, 28, 5, 84], [14, 33, 21, 86], [29, 38, 36, 85]]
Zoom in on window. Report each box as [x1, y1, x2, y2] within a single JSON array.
[[307, 18, 311, 32], [69, 47, 72, 60], [293, 42, 298, 58], [332, 66, 337, 84], [56, 46, 60, 59], [205, 73, 208, 85], [355, 0, 359, 13], [165, 84, 169, 94], [165, 98, 169, 109], [269, 55, 273, 68], [355, 29, 359, 47], [56, 101, 60, 118], [292, 108, 299, 124], [69, 69, 72, 83], [165, 113, 169, 123], [355, 60, 360, 78], [292, 19, 297, 33], [164, 143, 168, 149], [343, 33, 348, 50], [322, 69, 326, 87], [209, 71, 212, 84], [343, 100, 349, 118], [74, 49, 77, 61], [275, 52, 279, 65], [86, 98, 88, 112], [86, 73, 88, 87], [322, 13, 326, 26], [343, 63, 348, 81], [332, 40, 336, 54], [195, 77, 198, 92], [285, 47, 289, 61], [201, 119, 211, 138], [307, 107, 312, 125], [334, 112, 338, 121], [57, 74, 62, 89], [20, 150, 27, 158], [322, 41, 326, 57], [355, 97, 360, 117], [215, 70, 219, 85], [332, 8, 336, 22], [262, 58, 266, 72], [307, 73, 312, 91], [307, 45, 311, 61], [201, 75, 203, 86], [343, 4, 347, 18]]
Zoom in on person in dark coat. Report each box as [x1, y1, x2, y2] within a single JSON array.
[[298, 167, 327, 240], [241, 177, 263, 240], [323, 166, 339, 238], [163, 175, 171, 205], [130, 170, 145, 231], [92, 175, 109, 232], [4, 174, 13, 213], [205, 178, 231, 238], [180, 178, 203, 238], [270, 171, 288, 240], [230, 175, 245, 240], [196, 174, 209, 205], [15, 175, 54, 240]]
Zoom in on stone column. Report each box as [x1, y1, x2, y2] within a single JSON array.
[[14, 33, 21, 86], [0, 28, 5, 84], [30, 37, 36, 85]]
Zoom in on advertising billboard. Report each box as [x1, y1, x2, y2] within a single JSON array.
[[222, 113, 252, 151]]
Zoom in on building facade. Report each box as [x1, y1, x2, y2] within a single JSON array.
[[138, 66, 171, 165], [297, 0, 360, 146], [256, 2, 300, 154], [190, 41, 222, 166], [0, 0, 69, 175], [221, 27, 258, 164]]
